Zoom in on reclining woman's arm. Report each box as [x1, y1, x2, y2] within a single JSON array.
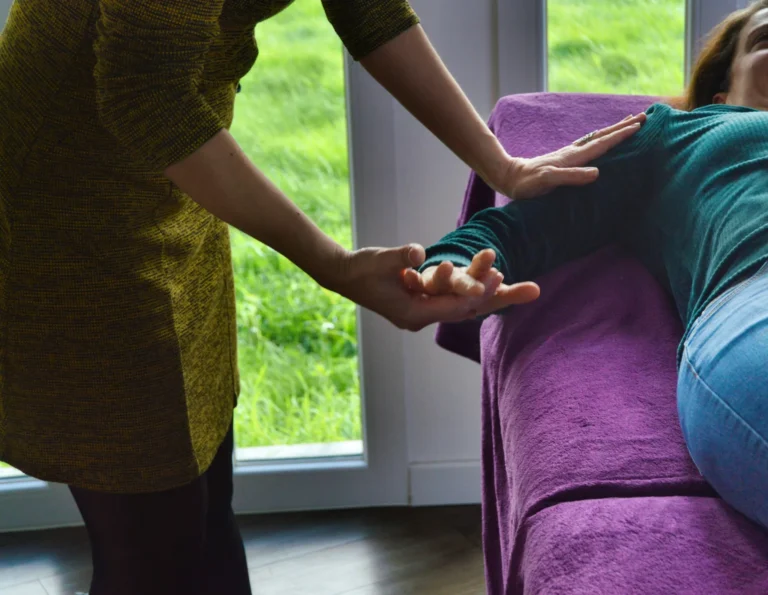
[[414, 104, 671, 311]]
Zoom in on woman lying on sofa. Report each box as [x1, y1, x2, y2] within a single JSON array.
[[405, 0, 768, 530]]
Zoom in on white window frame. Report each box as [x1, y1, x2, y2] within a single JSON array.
[[496, 0, 751, 97]]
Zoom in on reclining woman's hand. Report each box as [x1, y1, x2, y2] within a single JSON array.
[[401, 249, 540, 318], [490, 113, 647, 200], [330, 245, 538, 331]]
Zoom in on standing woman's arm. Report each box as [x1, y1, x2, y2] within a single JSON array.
[[92, 0, 522, 330], [322, 1, 642, 196], [320, 1, 510, 181], [94, 0, 346, 287]]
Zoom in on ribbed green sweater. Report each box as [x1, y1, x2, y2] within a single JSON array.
[[422, 103, 768, 362]]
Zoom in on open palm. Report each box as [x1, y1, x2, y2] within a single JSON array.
[[402, 248, 540, 319], [335, 244, 538, 331], [492, 113, 647, 200]]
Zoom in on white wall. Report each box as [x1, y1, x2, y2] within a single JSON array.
[[395, 0, 498, 505], [0, 0, 10, 25]]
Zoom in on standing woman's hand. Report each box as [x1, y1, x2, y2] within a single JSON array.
[[361, 26, 648, 204], [487, 113, 647, 200], [328, 244, 538, 331]]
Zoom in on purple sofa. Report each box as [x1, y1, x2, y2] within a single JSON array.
[[434, 93, 768, 594]]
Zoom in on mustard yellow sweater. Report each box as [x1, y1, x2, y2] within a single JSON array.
[[0, 0, 419, 493]]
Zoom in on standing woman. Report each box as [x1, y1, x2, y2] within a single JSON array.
[[0, 1, 640, 593]]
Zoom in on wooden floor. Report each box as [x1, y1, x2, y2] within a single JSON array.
[[0, 506, 485, 595]]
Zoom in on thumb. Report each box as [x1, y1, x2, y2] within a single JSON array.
[[394, 243, 426, 269]]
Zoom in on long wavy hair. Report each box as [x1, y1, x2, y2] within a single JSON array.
[[668, 0, 768, 110]]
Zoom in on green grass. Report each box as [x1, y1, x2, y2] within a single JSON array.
[[0, 0, 689, 468], [548, 0, 685, 95], [229, 1, 360, 449]]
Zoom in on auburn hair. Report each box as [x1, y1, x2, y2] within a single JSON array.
[[668, 0, 768, 110]]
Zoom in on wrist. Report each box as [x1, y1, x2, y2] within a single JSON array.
[[272, 216, 351, 293], [310, 241, 353, 294], [475, 135, 514, 190]]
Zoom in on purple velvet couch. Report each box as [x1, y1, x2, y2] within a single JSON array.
[[434, 93, 768, 594]]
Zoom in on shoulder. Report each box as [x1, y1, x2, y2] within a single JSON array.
[[633, 102, 677, 144], [645, 102, 677, 119]]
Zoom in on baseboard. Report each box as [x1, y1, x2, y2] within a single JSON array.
[[0, 461, 482, 533], [409, 461, 482, 506], [0, 480, 82, 533]]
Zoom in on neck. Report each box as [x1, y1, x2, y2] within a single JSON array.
[[727, 91, 768, 111]]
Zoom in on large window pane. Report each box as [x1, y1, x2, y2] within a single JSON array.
[[229, 1, 362, 460], [548, 0, 686, 95]]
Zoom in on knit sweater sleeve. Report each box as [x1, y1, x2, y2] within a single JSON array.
[[420, 103, 672, 284], [321, 0, 420, 61], [93, 0, 227, 170]]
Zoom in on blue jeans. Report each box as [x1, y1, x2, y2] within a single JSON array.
[[679, 261, 768, 529]]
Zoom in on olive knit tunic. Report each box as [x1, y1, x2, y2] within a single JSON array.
[[0, 0, 419, 493]]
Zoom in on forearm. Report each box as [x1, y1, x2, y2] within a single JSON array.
[[421, 190, 627, 283], [421, 204, 531, 282], [164, 129, 346, 289], [360, 25, 509, 185]]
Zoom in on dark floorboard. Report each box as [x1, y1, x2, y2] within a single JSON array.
[[0, 506, 485, 595]]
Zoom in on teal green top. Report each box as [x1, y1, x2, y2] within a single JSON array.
[[422, 103, 768, 362]]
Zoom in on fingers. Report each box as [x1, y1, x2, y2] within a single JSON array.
[[427, 261, 485, 297], [402, 250, 496, 295], [580, 122, 642, 161], [466, 249, 496, 279], [494, 281, 541, 305], [473, 282, 541, 317], [591, 113, 646, 140], [453, 277, 487, 297], [419, 255, 499, 297], [570, 119, 645, 166], [564, 113, 646, 166], [402, 268, 423, 292], [542, 166, 600, 188], [403, 279, 541, 329], [431, 261, 456, 294], [399, 243, 426, 268], [544, 114, 646, 189], [477, 268, 503, 299]]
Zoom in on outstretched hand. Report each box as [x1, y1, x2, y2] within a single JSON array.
[[402, 249, 540, 318], [331, 245, 539, 332]]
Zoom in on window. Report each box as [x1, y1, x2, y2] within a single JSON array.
[[497, 0, 743, 98], [547, 0, 686, 96], [228, 1, 362, 461]]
